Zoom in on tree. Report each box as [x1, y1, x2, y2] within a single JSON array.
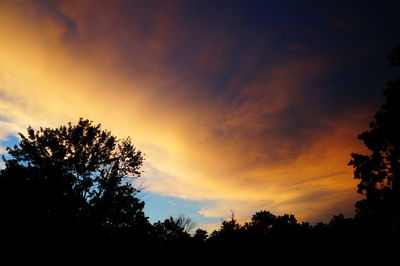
[[0, 118, 148, 252], [193, 228, 208, 242], [209, 211, 242, 242], [154, 215, 196, 241], [348, 47, 400, 265], [246, 210, 276, 234], [349, 46, 400, 224]]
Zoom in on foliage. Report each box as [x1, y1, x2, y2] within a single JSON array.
[[349, 46, 400, 227], [0, 118, 148, 254], [154, 214, 195, 241]]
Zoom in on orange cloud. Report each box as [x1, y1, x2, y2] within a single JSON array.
[[0, 0, 376, 224]]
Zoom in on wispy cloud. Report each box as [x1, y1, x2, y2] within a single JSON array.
[[0, 0, 383, 226]]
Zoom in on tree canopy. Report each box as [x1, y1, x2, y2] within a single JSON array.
[[0, 118, 148, 256], [349, 46, 400, 228]]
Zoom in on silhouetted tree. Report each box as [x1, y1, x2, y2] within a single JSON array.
[[349, 46, 400, 227], [348, 46, 400, 265], [154, 214, 195, 241], [0, 118, 148, 256], [246, 210, 276, 233], [210, 212, 241, 239], [193, 228, 208, 242]]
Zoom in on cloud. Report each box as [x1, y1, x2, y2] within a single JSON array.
[[0, 0, 376, 225], [0, 146, 7, 154]]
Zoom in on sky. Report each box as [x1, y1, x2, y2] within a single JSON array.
[[1, 0, 400, 231]]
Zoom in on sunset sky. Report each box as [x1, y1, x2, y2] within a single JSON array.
[[1, 0, 400, 231]]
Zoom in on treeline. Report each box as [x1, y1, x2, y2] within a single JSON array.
[[0, 46, 399, 264], [0, 122, 396, 265]]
